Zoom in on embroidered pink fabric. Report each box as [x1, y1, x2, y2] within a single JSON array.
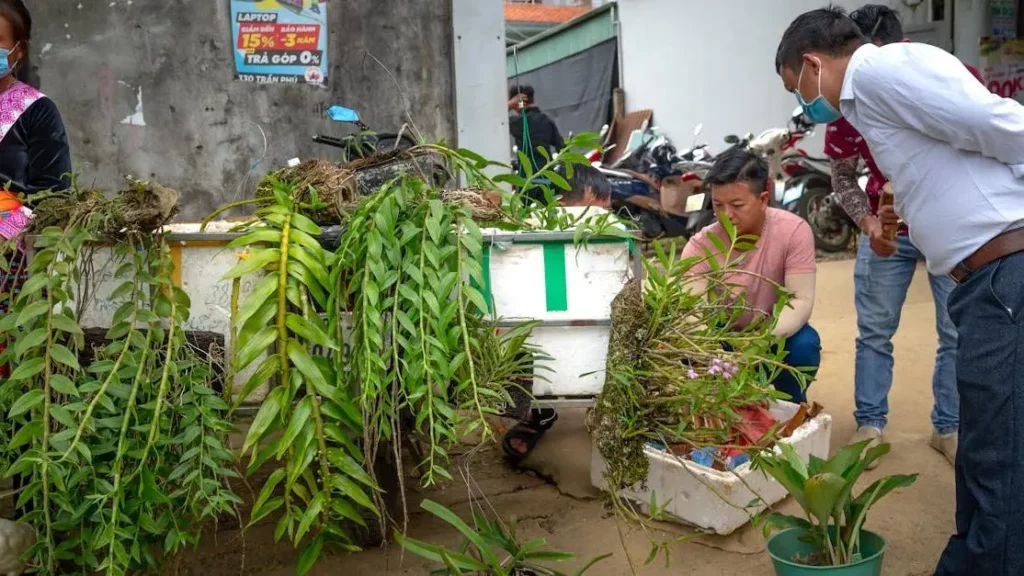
[[0, 81, 43, 244]]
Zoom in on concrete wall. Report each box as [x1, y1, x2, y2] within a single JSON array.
[[452, 0, 511, 170], [33, 0, 456, 220], [617, 0, 989, 156]]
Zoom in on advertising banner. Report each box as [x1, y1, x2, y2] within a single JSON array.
[[980, 37, 1024, 103], [230, 0, 329, 86]]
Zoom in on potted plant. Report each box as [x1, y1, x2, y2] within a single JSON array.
[[396, 499, 610, 576], [752, 439, 918, 575]]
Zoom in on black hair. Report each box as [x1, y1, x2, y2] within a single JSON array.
[[775, 5, 867, 73], [562, 164, 610, 204], [850, 4, 903, 45], [0, 0, 36, 87], [704, 148, 769, 196], [509, 84, 535, 104]]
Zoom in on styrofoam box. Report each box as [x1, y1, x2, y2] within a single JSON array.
[[590, 401, 833, 535], [484, 235, 634, 397], [53, 231, 266, 401]]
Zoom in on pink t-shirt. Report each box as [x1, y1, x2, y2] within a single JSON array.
[[681, 208, 816, 329]]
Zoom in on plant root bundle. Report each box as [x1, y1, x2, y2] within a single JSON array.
[[587, 278, 652, 488], [439, 188, 505, 222], [255, 158, 357, 224], [30, 177, 179, 236]]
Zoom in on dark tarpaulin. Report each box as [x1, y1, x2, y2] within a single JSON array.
[[509, 39, 617, 142]]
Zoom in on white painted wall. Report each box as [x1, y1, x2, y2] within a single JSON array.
[[618, 0, 990, 156], [452, 0, 512, 167]]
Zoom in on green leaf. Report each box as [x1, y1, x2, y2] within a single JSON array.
[[395, 532, 490, 572], [14, 328, 46, 357], [50, 344, 81, 371], [296, 535, 324, 576], [50, 313, 84, 336], [277, 396, 313, 459], [286, 340, 334, 399], [295, 490, 325, 545], [234, 355, 281, 405], [9, 420, 42, 449], [331, 474, 377, 513], [326, 449, 378, 489], [242, 387, 286, 454], [286, 314, 337, 351], [16, 300, 50, 326], [50, 374, 79, 397], [8, 357, 45, 381], [222, 248, 280, 280], [290, 212, 322, 236], [233, 326, 276, 373], [804, 472, 846, 526], [142, 465, 172, 505], [288, 245, 331, 290], [227, 229, 282, 249], [573, 553, 613, 576], [9, 389, 44, 418], [235, 275, 278, 329], [421, 499, 500, 567], [546, 170, 571, 192]]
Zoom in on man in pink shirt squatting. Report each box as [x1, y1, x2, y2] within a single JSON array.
[[682, 148, 820, 402], [823, 5, 980, 469]]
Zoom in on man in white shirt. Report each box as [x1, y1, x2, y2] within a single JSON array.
[[776, 7, 1024, 574]]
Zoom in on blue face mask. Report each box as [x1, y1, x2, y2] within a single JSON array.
[[0, 43, 20, 79], [794, 58, 842, 124]]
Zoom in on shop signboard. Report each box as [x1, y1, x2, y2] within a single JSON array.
[[230, 0, 329, 86]]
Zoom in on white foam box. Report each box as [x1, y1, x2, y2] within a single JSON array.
[[590, 401, 833, 535], [482, 231, 636, 397]]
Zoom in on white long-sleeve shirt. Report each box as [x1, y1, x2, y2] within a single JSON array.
[[841, 42, 1024, 275]]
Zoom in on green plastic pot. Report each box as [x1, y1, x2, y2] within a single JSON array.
[[766, 528, 887, 576]]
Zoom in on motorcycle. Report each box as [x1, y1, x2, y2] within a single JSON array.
[[596, 124, 717, 240], [783, 153, 857, 252]]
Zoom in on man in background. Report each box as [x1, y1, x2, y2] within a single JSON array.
[[824, 4, 982, 469], [682, 148, 820, 403], [508, 85, 565, 168]]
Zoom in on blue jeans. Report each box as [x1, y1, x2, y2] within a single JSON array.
[[853, 235, 959, 434], [935, 251, 1024, 575], [773, 324, 821, 404]]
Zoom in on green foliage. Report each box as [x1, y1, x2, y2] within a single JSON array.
[[226, 179, 377, 574], [223, 137, 621, 573], [0, 223, 239, 575], [396, 499, 611, 576], [753, 441, 917, 566], [589, 217, 810, 567]]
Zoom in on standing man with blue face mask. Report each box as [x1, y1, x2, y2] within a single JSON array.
[[776, 6, 1024, 574], [820, 4, 984, 472]]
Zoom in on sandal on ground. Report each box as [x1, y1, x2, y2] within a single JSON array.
[[502, 408, 558, 463]]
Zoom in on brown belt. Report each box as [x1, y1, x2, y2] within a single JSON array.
[[950, 227, 1024, 284]]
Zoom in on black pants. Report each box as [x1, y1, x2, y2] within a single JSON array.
[[936, 252, 1024, 575]]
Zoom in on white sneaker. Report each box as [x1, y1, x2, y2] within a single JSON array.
[[848, 426, 884, 470], [930, 431, 957, 466]]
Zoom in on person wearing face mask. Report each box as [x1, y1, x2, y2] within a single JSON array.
[[820, 4, 984, 470], [681, 148, 819, 403], [777, 7, 1024, 574], [0, 0, 70, 199]]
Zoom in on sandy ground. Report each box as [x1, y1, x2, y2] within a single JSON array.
[[179, 257, 954, 575]]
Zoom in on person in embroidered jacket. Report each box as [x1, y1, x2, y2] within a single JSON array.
[[0, 0, 70, 198]]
